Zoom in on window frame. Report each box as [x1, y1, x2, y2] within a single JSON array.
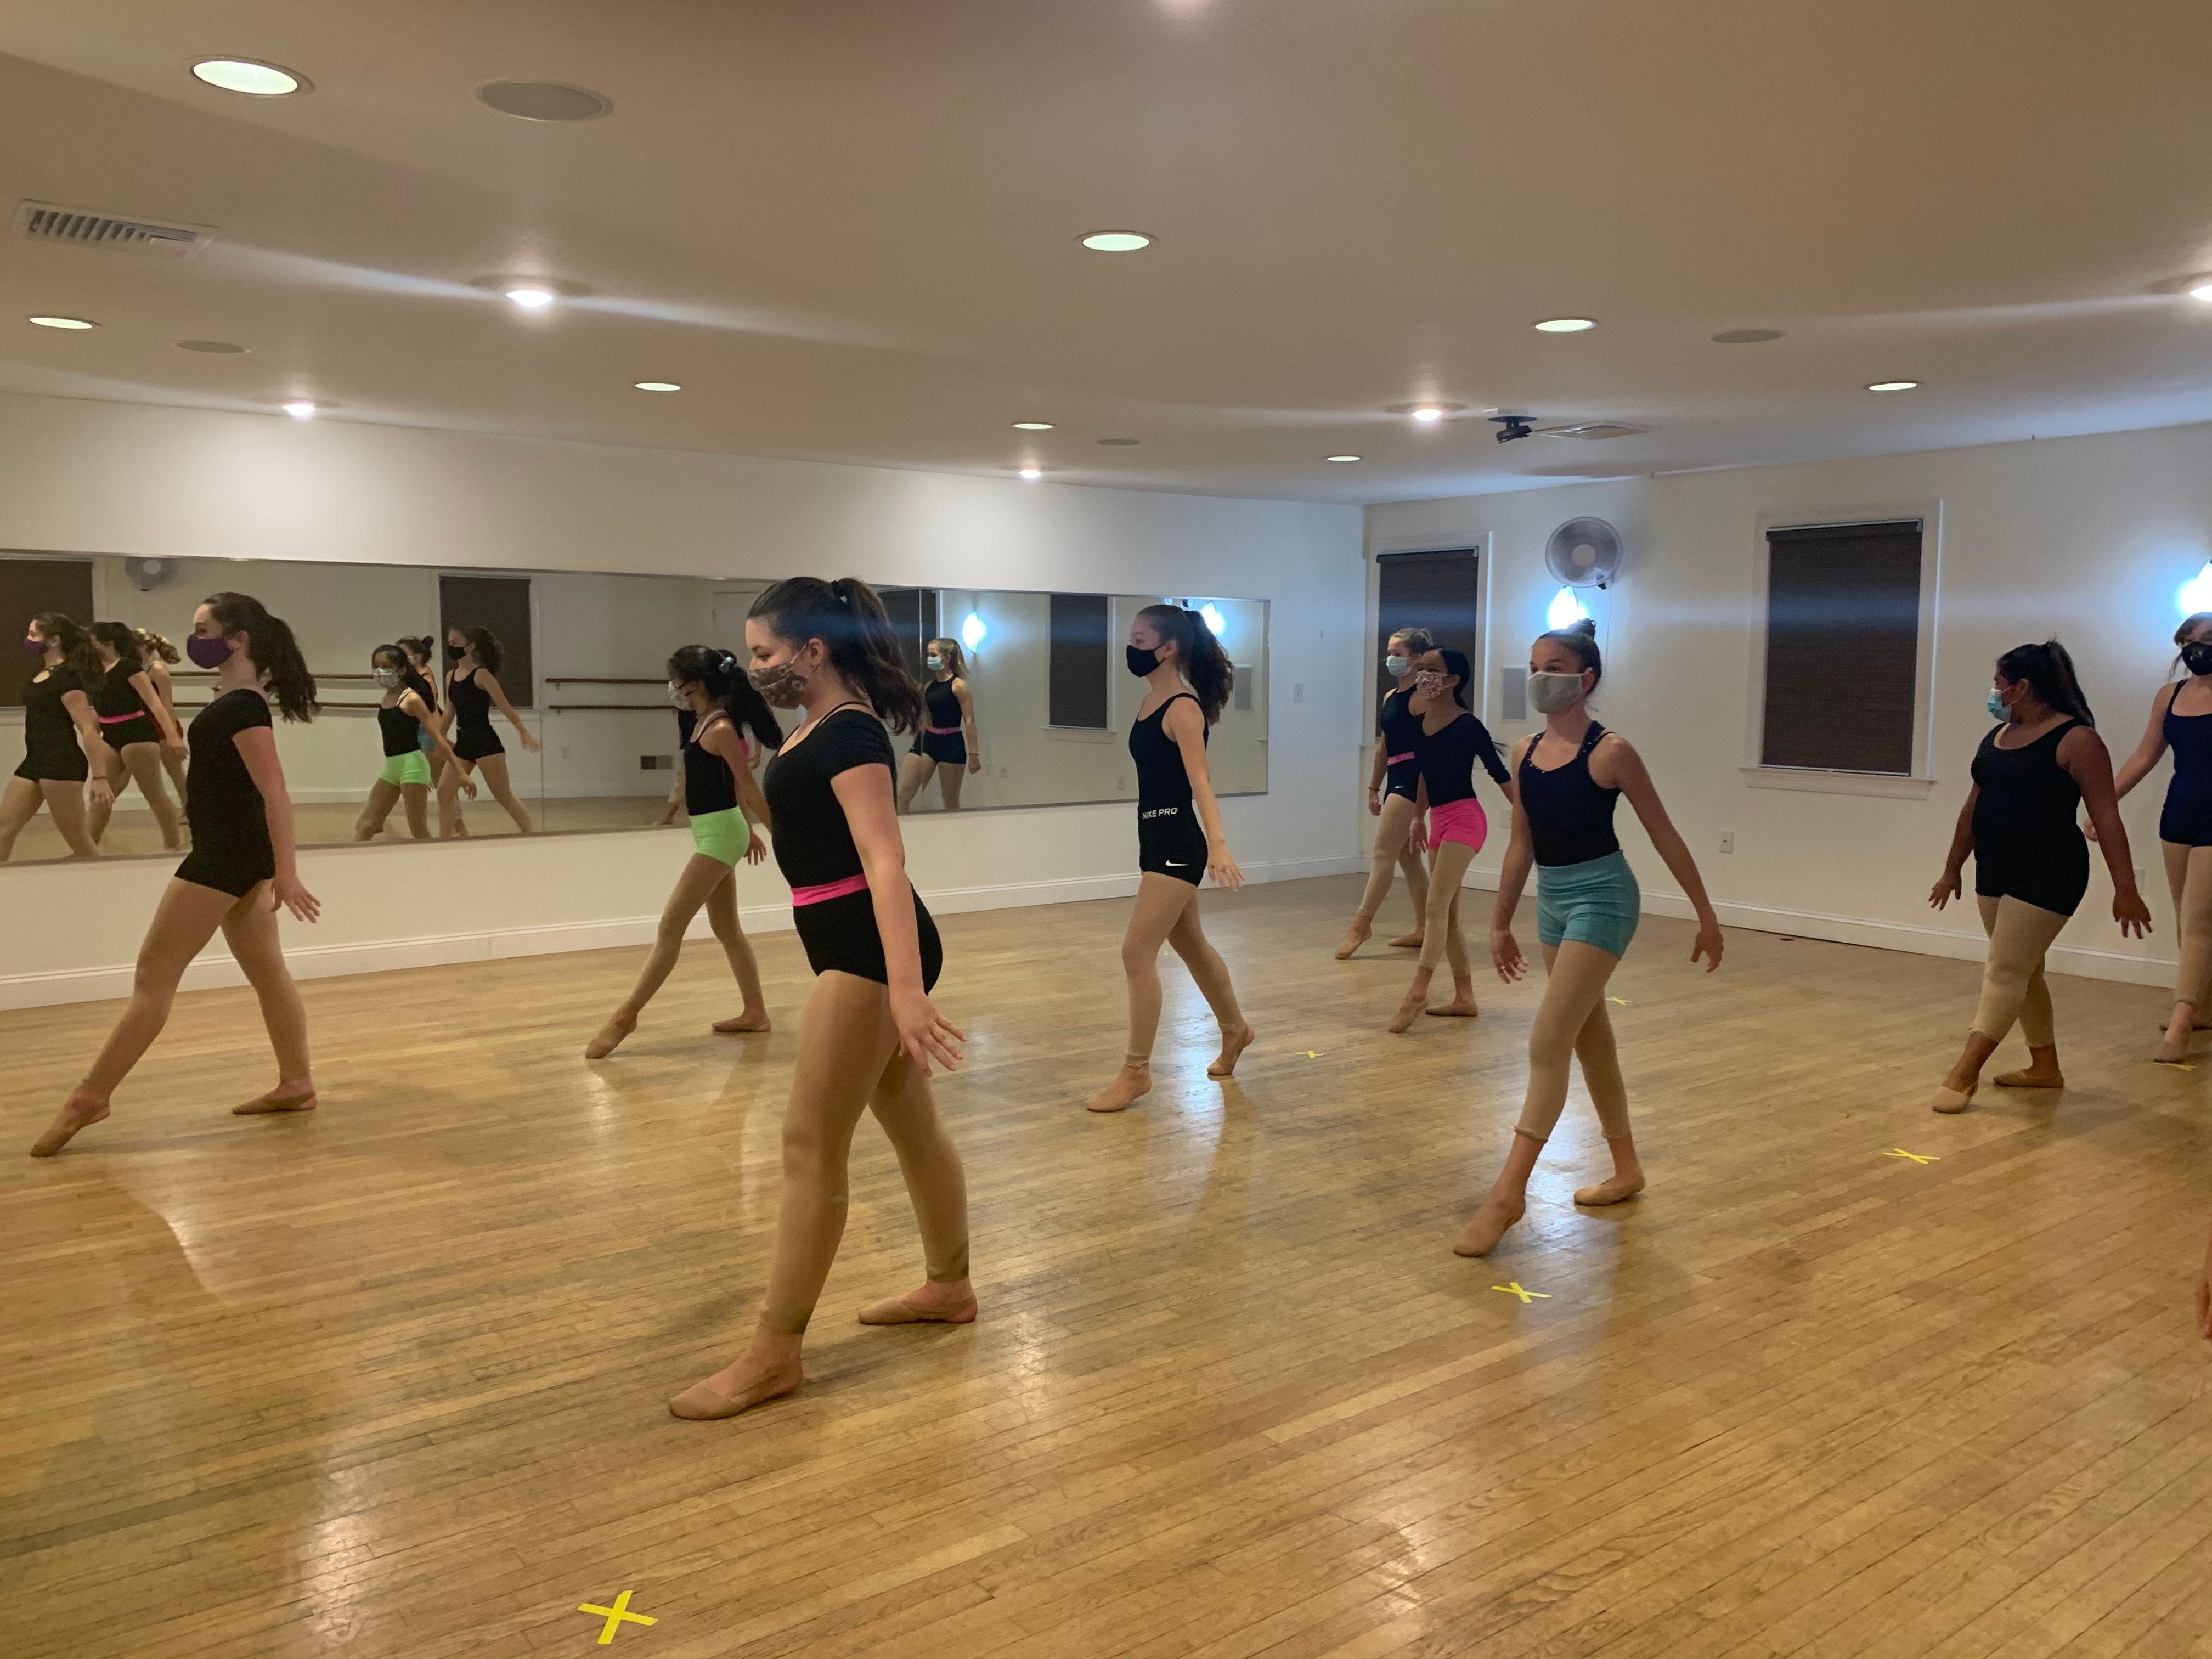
[[1363, 533, 1495, 748], [1046, 591, 1112, 732]]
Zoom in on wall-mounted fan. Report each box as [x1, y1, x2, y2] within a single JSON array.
[[1543, 517, 1626, 590], [122, 556, 177, 592]]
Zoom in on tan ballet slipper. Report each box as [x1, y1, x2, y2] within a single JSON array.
[[232, 1085, 317, 1116], [1208, 1024, 1255, 1077], [667, 1363, 803, 1421], [857, 1292, 978, 1325], [1334, 918, 1373, 960], [31, 1095, 110, 1158], [1929, 1083, 1976, 1114], [584, 1009, 637, 1059], [1452, 1200, 1524, 1257], [1086, 1064, 1151, 1113]]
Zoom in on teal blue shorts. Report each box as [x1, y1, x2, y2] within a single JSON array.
[[1536, 850, 1640, 958]]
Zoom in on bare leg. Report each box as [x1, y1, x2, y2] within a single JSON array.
[[160, 743, 189, 811], [355, 779, 402, 841], [32, 879, 235, 1154], [120, 745, 183, 848], [399, 782, 432, 839], [1394, 839, 1476, 1031], [938, 762, 964, 810], [1085, 874, 1194, 1112], [855, 1049, 975, 1322], [894, 751, 934, 813], [88, 752, 125, 842], [1341, 792, 1420, 957], [703, 867, 771, 1032], [43, 781, 98, 860], [0, 776, 44, 861], [588, 854, 730, 1057], [475, 753, 534, 833], [1166, 894, 1254, 1075], [2158, 843, 2212, 1062], [221, 886, 316, 1113], [437, 760, 472, 838]]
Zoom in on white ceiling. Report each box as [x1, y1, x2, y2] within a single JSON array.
[[3, 0, 2210, 505]]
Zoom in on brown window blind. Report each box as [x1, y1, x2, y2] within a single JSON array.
[[1048, 592, 1109, 729], [1376, 549, 1479, 712], [440, 574, 536, 708], [877, 586, 940, 681], [1761, 520, 1923, 775], [0, 555, 96, 707]]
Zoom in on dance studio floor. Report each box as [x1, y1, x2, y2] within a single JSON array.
[[7, 875, 2211, 1658]]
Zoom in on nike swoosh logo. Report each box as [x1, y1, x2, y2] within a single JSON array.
[[1165, 861, 1189, 867]]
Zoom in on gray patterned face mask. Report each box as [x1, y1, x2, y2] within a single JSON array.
[[747, 659, 810, 709], [1528, 670, 1585, 714]]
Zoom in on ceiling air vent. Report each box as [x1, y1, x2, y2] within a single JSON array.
[[1539, 422, 1651, 441], [13, 200, 215, 259]]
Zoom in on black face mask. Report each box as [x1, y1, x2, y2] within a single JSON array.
[[1125, 644, 1160, 678], [2183, 641, 2212, 678], [447, 644, 465, 660]]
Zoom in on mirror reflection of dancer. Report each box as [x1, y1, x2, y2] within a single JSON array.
[[32, 593, 322, 1157], [437, 626, 538, 836], [1926, 641, 2149, 1111], [355, 645, 468, 841], [84, 623, 188, 851], [396, 636, 449, 789], [2106, 612, 2212, 1064], [670, 577, 973, 1421], [132, 629, 191, 808], [587, 647, 782, 1058], [1338, 628, 1434, 958], [895, 637, 980, 812], [1084, 605, 1254, 1114], [1455, 620, 1724, 1257], [1388, 648, 1516, 1032], [0, 613, 113, 862]]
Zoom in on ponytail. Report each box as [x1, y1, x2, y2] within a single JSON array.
[[455, 626, 504, 676], [205, 591, 318, 721], [132, 627, 180, 664], [1136, 602, 1234, 725], [373, 643, 435, 709], [668, 643, 783, 751], [30, 611, 98, 676], [748, 576, 924, 732], [925, 637, 967, 681], [1432, 646, 1473, 709], [1996, 639, 2093, 727]]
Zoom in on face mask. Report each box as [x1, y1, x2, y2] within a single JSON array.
[[747, 659, 810, 709], [372, 668, 403, 689], [1126, 644, 1160, 678], [1384, 654, 1410, 678], [186, 634, 235, 669], [447, 643, 465, 661], [22, 636, 43, 654], [924, 656, 944, 672], [1528, 670, 1584, 714], [1414, 671, 1449, 700], [1987, 690, 2010, 721], [2182, 641, 2212, 678], [667, 681, 690, 708]]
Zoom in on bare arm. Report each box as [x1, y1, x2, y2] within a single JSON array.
[[59, 687, 115, 805], [129, 669, 184, 746], [2061, 726, 2152, 936], [833, 760, 962, 1071], [476, 671, 540, 752], [1165, 697, 1241, 890], [234, 724, 319, 922], [1600, 734, 1724, 970], [399, 690, 465, 774], [1932, 785, 1977, 909], [1488, 735, 1538, 980], [953, 679, 980, 772], [2110, 686, 2172, 804], [702, 720, 771, 863]]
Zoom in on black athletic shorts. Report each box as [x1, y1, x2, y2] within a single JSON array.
[[1137, 804, 1207, 887]]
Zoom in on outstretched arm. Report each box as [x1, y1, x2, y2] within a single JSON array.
[[477, 671, 540, 752]]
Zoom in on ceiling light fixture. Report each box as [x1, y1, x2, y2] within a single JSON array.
[[176, 339, 247, 353], [1410, 407, 1446, 424], [1079, 231, 1153, 252], [1325, 454, 1361, 462], [475, 80, 611, 122], [1533, 317, 1598, 334], [1712, 328, 1785, 345], [27, 314, 97, 330], [1096, 437, 1141, 447], [281, 400, 317, 420], [1866, 380, 1920, 393], [1012, 421, 1054, 431], [633, 381, 681, 392], [2189, 281, 2212, 304], [1019, 466, 1043, 481], [190, 58, 308, 96], [505, 284, 556, 311]]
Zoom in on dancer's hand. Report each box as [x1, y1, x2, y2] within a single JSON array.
[[461, 778, 478, 801], [968, 754, 981, 774], [744, 828, 768, 865], [1407, 814, 1427, 854], [520, 732, 542, 754], [1492, 926, 1526, 982], [1367, 788, 1381, 818], [165, 734, 188, 759], [891, 987, 963, 1074], [1209, 847, 1244, 890], [271, 873, 320, 924], [1692, 917, 1725, 972], [1928, 868, 1962, 909], [2114, 890, 2153, 939], [2084, 818, 2101, 843], [87, 774, 114, 808]]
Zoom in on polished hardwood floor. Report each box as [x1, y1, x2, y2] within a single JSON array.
[[7, 874, 2211, 1659]]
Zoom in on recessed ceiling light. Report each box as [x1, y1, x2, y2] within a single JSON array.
[[190, 58, 308, 97], [1533, 318, 1598, 334], [633, 381, 681, 392], [475, 80, 611, 122], [1712, 328, 1785, 345], [1012, 421, 1054, 431], [1096, 437, 1141, 446], [1410, 407, 1446, 424], [176, 338, 247, 353], [1019, 467, 1043, 480], [281, 400, 317, 420], [27, 315, 97, 330], [2189, 281, 2212, 304], [1079, 231, 1153, 252], [1866, 380, 1920, 393], [505, 284, 557, 311], [1326, 454, 1362, 463]]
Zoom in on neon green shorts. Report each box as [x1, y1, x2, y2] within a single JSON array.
[[690, 806, 749, 866], [379, 751, 433, 788]]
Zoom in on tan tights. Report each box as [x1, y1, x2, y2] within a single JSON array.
[[619, 855, 766, 1017], [1971, 895, 2064, 1047], [1513, 941, 1631, 1143], [1415, 840, 1476, 978], [89, 743, 184, 849], [2163, 843, 2212, 1015], [1354, 792, 1429, 924], [759, 971, 970, 1334], [1119, 873, 1245, 1065]]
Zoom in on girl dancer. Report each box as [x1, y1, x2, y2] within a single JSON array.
[[1338, 628, 1434, 958], [1, 613, 111, 862], [586, 646, 781, 1058], [1926, 641, 2148, 1110], [2107, 612, 2212, 1063], [355, 645, 467, 841], [1084, 605, 1254, 1114], [397, 635, 448, 783], [32, 593, 321, 1157], [670, 577, 971, 1421], [133, 628, 191, 806], [895, 637, 980, 812], [84, 622, 187, 851], [1455, 620, 1724, 1257], [1388, 648, 1516, 1032], [436, 625, 538, 836]]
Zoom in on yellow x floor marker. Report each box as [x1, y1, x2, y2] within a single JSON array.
[[578, 1590, 657, 1645], [1884, 1148, 1939, 1165], [2155, 1060, 2196, 1071], [1491, 1282, 1550, 1303], [1304, 1049, 1323, 1059], [1608, 997, 1630, 1006]]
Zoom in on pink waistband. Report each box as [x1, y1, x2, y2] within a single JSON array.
[[98, 711, 150, 724], [924, 723, 961, 735], [1387, 750, 1414, 766], [791, 873, 868, 907]]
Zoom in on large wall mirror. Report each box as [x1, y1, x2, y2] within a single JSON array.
[[0, 551, 1268, 868]]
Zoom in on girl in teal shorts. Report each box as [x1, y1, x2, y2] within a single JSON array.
[[355, 645, 469, 842]]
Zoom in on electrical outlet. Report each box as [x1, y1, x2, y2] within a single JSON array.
[[1293, 682, 1305, 703], [1718, 830, 1735, 854]]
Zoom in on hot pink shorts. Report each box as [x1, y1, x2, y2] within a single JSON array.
[[1428, 797, 1489, 854]]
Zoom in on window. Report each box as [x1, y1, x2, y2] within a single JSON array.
[[0, 555, 95, 708], [440, 575, 536, 707], [1376, 548, 1480, 711], [877, 586, 940, 681], [1048, 592, 1110, 729], [1760, 520, 1923, 775]]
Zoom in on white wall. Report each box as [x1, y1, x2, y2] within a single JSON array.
[[1365, 420, 2212, 986], [0, 392, 1363, 1007]]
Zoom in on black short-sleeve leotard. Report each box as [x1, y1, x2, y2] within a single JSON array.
[[764, 706, 941, 990], [1377, 688, 1423, 802], [1131, 691, 1209, 886], [91, 662, 163, 749], [15, 667, 90, 783], [176, 688, 278, 898], [911, 676, 966, 765], [448, 667, 504, 761]]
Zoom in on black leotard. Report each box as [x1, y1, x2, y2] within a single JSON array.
[[911, 676, 966, 765], [763, 707, 941, 990], [1519, 723, 1622, 868], [176, 689, 276, 898], [1378, 689, 1424, 802], [448, 667, 503, 761], [1131, 691, 1208, 885], [685, 712, 738, 816], [1414, 709, 1511, 807], [2160, 683, 2212, 848], [15, 667, 91, 782], [1971, 719, 2089, 916], [91, 662, 162, 749], [377, 701, 422, 757]]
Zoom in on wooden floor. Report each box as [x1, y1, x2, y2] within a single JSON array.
[[6, 875, 2211, 1659]]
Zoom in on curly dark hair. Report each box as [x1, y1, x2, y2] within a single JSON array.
[[747, 576, 923, 732]]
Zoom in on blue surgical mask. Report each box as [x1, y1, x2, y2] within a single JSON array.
[[924, 656, 944, 672], [1384, 654, 1410, 678], [1987, 690, 2009, 721]]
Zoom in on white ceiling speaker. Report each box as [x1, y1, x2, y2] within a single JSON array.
[[1544, 516, 1626, 590], [122, 557, 177, 592]]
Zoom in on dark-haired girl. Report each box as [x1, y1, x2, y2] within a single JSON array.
[[2107, 611, 2212, 1064], [437, 625, 538, 837], [84, 622, 187, 851], [669, 575, 972, 1421], [32, 593, 322, 1157], [355, 645, 468, 842], [397, 635, 450, 785], [895, 637, 981, 812], [1, 613, 111, 862], [587, 646, 782, 1059], [1457, 620, 1724, 1257], [1388, 647, 1516, 1033], [1926, 641, 2149, 1111], [1338, 627, 1434, 958], [1084, 604, 1254, 1114], [133, 628, 191, 807]]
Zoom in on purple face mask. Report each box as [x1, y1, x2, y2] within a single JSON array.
[[22, 636, 43, 654], [185, 633, 235, 669]]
